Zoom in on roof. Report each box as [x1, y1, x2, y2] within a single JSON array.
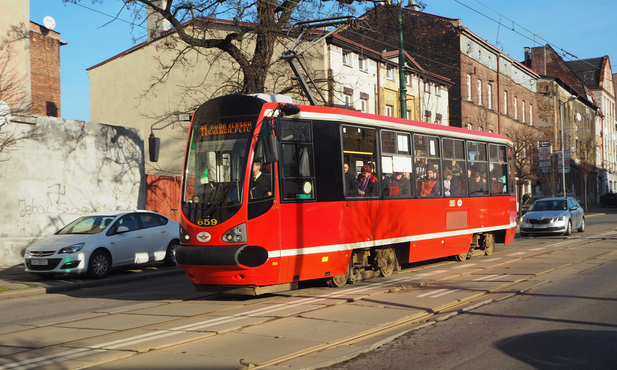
[[565, 56, 607, 89]]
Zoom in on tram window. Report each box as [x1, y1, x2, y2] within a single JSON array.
[[507, 146, 516, 195], [443, 138, 467, 197], [381, 131, 412, 197], [489, 144, 508, 195], [280, 119, 311, 142], [414, 135, 441, 197], [468, 142, 488, 196], [279, 119, 315, 201], [343, 126, 379, 197]]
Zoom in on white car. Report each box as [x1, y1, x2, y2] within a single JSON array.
[[24, 211, 180, 279]]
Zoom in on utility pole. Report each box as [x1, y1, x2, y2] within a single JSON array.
[[398, 1, 407, 119]]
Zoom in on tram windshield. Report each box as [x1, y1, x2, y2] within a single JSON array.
[[182, 114, 257, 225]]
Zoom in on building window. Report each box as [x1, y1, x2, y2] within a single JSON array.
[[436, 85, 441, 96], [529, 104, 533, 125], [358, 56, 368, 72], [514, 97, 518, 120], [503, 91, 508, 115], [360, 99, 368, 113], [424, 81, 430, 92], [344, 95, 352, 108], [406, 111, 411, 120], [343, 50, 352, 67], [386, 105, 393, 117], [478, 49, 482, 64], [477, 80, 482, 106], [522, 100, 526, 122], [467, 42, 472, 57], [467, 74, 472, 101], [468, 123, 473, 130], [386, 66, 395, 80], [487, 84, 492, 110], [478, 126, 483, 131], [488, 55, 492, 70], [405, 74, 411, 86]]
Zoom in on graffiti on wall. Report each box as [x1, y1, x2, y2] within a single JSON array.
[[18, 183, 134, 218]]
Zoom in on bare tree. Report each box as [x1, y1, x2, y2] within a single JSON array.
[[0, 26, 45, 163], [503, 123, 540, 219], [577, 135, 597, 213], [66, 0, 356, 96]]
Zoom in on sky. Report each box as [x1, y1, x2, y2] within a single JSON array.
[[29, 0, 617, 122]]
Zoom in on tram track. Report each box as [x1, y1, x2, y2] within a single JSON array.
[[249, 230, 617, 369]]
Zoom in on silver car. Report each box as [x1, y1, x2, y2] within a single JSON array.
[[24, 211, 180, 279], [519, 197, 585, 237]]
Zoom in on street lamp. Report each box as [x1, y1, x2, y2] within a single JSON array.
[[559, 95, 577, 197]]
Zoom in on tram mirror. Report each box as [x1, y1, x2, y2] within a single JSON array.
[[149, 133, 161, 162], [264, 135, 279, 163]]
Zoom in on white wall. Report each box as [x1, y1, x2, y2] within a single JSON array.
[[0, 116, 145, 265]]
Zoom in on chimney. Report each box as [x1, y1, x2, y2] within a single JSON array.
[[524, 47, 531, 67], [147, 0, 171, 42]]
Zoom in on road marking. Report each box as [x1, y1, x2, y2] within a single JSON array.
[[508, 252, 526, 256], [451, 263, 477, 269], [529, 248, 546, 251], [416, 269, 449, 277], [417, 289, 448, 297]]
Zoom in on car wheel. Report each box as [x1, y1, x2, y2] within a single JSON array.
[[520, 232, 528, 237], [563, 220, 572, 236], [577, 217, 585, 233], [87, 250, 111, 279], [164, 239, 179, 266]]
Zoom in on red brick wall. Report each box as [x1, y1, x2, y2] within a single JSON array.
[[29, 24, 61, 117]]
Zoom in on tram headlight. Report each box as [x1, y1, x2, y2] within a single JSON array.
[[223, 223, 247, 243], [180, 225, 191, 243]]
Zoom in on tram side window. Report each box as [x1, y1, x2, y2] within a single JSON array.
[[342, 126, 379, 197], [489, 144, 508, 195], [414, 134, 441, 197], [468, 141, 489, 196], [443, 138, 467, 197], [381, 131, 412, 197], [279, 119, 315, 201], [507, 146, 516, 195]]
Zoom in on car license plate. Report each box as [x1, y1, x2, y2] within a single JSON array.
[[31, 259, 48, 266], [533, 224, 548, 229]]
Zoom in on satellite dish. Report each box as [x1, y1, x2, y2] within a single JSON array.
[[0, 100, 11, 127], [43, 16, 56, 30]]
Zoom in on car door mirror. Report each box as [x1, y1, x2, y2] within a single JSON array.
[[570, 206, 578, 211], [116, 226, 129, 233]]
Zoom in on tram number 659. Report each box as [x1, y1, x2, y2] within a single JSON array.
[[197, 218, 218, 226]]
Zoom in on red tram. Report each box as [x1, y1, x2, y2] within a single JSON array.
[[170, 94, 517, 295]]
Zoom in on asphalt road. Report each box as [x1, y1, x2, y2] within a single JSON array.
[[0, 210, 615, 369], [325, 244, 617, 370]]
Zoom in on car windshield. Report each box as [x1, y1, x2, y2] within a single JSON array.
[[529, 200, 567, 212], [56, 215, 117, 235]]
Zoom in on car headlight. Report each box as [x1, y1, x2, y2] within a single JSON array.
[[59, 243, 85, 254], [556, 216, 564, 221]]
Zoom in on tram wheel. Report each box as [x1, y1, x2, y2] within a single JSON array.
[[326, 260, 351, 288], [483, 233, 495, 256], [455, 250, 470, 262], [379, 247, 397, 277]]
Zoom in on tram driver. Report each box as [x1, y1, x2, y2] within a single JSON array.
[[250, 161, 272, 199]]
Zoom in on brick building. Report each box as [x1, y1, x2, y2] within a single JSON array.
[[565, 56, 615, 194], [339, 5, 540, 136], [526, 45, 600, 203], [0, 0, 65, 117], [29, 21, 64, 117]]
